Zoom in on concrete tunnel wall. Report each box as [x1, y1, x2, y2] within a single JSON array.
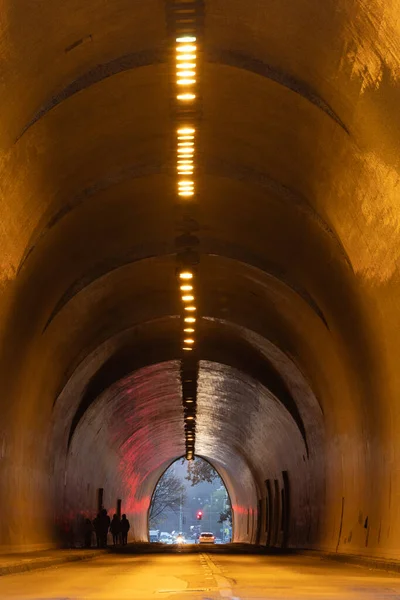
[[0, 0, 400, 559]]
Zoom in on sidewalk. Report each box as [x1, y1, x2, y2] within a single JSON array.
[[0, 548, 103, 577]]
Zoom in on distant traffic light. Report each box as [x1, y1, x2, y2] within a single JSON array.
[[196, 510, 203, 521]]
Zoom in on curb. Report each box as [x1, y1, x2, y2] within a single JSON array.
[[304, 550, 400, 575], [0, 550, 103, 577]]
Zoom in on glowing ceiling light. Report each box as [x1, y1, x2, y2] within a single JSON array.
[[177, 93, 196, 101], [179, 271, 193, 280], [184, 328, 195, 333], [184, 316, 196, 323], [180, 284, 193, 291], [177, 79, 196, 85], [182, 295, 194, 302], [184, 339, 195, 345], [179, 191, 194, 197], [177, 44, 196, 53], [178, 141, 194, 147], [178, 148, 194, 155], [176, 36, 196, 43], [177, 54, 196, 61], [177, 63, 196, 70], [184, 306, 196, 312], [179, 179, 194, 185], [177, 70, 195, 78], [186, 416, 194, 420], [178, 127, 195, 134], [178, 135, 194, 140], [183, 347, 193, 351]]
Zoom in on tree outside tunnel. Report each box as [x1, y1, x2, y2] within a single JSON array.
[[148, 457, 232, 543]]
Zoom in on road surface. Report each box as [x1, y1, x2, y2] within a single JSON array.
[[1, 546, 400, 599]]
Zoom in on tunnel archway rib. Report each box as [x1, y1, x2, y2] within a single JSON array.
[[65, 321, 310, 454], [20, 163, 351, 278], [16, 49, 347, 143]]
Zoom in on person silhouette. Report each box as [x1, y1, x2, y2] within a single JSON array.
[[120, 514, 130, 545], [110, 514, 121, 546], [99, 508, 111, 548]]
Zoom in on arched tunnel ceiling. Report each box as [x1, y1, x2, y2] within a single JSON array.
[[1, 0, 400, 554]]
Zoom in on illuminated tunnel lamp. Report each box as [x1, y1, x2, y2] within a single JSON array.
[[185, 416, 195, 420], [177, 54, 196, 61], [180, 285, 193, 291], [184, 328, 195, 333], [176, 44, 196, 53], [177, 71, 195, 78], [178, 180, 194, 186], [176, 36, 196, 43], [177, 64, 196, 71], [184, 338, 195, 344], [184, 306, 196, 312], [182, 347, 193, 352], [182, 295, 194, 302], [178, 127, 195, 134], [177, 93, 197, 101], [179, 271, 193, 280], [184, 318, 196, 325], [177, 79, 196, 85]]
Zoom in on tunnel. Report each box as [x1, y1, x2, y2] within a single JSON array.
[[0, 0, 400, 563]]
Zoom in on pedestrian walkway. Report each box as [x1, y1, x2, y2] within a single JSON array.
[[0, 548, 102, 577]]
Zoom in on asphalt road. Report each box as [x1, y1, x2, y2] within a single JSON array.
[[2, 546, 400, 599]]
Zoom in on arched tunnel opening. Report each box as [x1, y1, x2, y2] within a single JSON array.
[[1, 0, 400, 582], [148, 456, 233, 544]]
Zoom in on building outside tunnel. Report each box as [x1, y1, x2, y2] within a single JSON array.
[[1, 0, 400, 568]]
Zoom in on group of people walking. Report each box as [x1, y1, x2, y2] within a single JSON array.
[[84, 509, 130, 548]]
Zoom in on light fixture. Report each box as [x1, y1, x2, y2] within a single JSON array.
[[184, 306, 196, 311], [179, 271, 193, 280], [184, 328, 195, 333], [180, 284, 193, 291], [186, 416, 194, 420], [184, 316, 196, 323], [177, 70, 195, 78], [178, 127, 195, 134], [176, 44, 196, 53], [182, 295, 194, 302], [184, 338, 195, 344], [176, 36, 196, 43]]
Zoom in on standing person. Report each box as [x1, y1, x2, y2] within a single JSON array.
[[110, 514, 120, 546], [84, 518, 93, 548], [120, 514, 130, 545], [93, 513, 101, 548], [99, 508, 111, 548]]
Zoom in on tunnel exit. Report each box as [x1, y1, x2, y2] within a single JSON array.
[[148, 457, 232, 545]]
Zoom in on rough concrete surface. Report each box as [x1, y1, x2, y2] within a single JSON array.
[[1, 0, 400, 568]]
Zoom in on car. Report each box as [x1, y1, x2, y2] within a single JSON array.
[[198, 532, 215, 544]]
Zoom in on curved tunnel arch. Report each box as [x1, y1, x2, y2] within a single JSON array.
[[0, 0, 399, 561]]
